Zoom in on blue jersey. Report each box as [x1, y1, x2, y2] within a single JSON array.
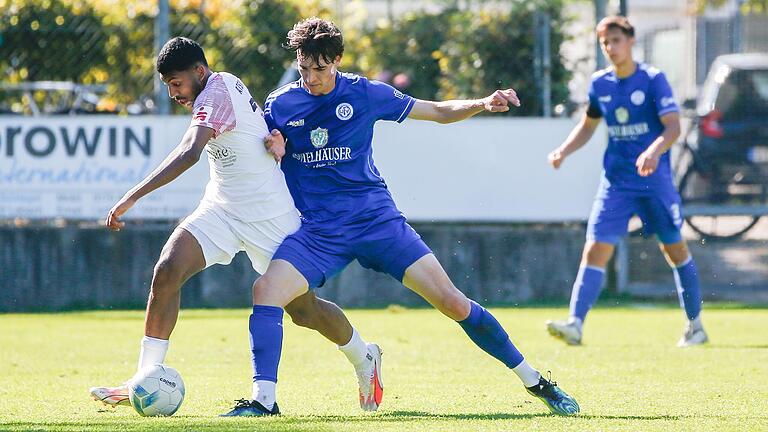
[[264, 72, 415, 223], [587, 63, 679, 191]]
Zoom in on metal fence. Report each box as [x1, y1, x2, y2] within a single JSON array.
[[0, 0, 566, 117], [0, 0, 334, 114]]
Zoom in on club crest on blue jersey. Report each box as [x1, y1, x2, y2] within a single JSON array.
[[335, 103, 354, 121], [615, 107, 629, 124], [311, 127, 329, 148], [630, 90, 645, 105]]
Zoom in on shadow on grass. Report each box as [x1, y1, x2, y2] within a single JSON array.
[[706, 344, 768, 349], [301, 410, 553, 421], [0, 412, 552, 432], [5, 412, 757, 432], [578, 414, 683, 421], [2, 421, 326, 432]]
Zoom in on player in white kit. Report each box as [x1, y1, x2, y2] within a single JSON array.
[[89, 37, 383, 412]]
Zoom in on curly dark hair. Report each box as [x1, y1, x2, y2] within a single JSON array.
[[284, 17, 344, 64], [156, 37, 209, 75]]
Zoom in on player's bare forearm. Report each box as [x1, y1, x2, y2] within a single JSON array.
[[548, 114, 599, 169], [646, 112, 681, 158], [559, 115, 600, 157], [124, 126, 212, 202], [408, 99, 484, 124], [635, 113, 680, 176], [408, 89, 520, 124], [559, 126, 592, 157]]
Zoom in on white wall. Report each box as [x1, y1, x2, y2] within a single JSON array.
[[0, 116, 606, 222], [375, 118, 605, 222]]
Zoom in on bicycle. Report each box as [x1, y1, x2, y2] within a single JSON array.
[[627, 116, 768, 240], [673, 116, 768, 240]]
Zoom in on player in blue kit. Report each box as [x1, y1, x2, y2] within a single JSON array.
[[220, 17, 579, 417], [545, 16, 708, 347]]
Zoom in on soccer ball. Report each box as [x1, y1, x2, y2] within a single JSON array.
[[128, 364, 185, 416]]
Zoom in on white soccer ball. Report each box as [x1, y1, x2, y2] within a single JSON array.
[[128, 364, 185, 416]]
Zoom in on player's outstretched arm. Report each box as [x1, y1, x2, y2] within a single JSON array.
[[635, 112, 681, 177], [407, 89, 520, 124], [105, 126, 214, 231], [547, 114, 601, 169]]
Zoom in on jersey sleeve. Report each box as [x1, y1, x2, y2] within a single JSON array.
[[366, 79, 415, 122], [190, 78, 236, 138], [262, 95, 280, 132], [651, 72, 679, 117], [586, 79, 603, 119]]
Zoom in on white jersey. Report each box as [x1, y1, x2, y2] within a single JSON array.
[[190, 72, 295, 221]]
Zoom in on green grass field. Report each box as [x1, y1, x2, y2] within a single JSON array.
[[1, 306, 767, 431]]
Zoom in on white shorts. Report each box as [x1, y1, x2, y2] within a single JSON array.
[[178, 204, 301, 274]]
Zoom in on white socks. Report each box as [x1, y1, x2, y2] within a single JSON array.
[[137, 335, 169, 371], [567, 316, 584, 332], [249, 328, 369, 411], [252, 380, 276, 410], [338, 328, 370, 369], [513, 360, 542, 388], [690, 315, 703, 331]]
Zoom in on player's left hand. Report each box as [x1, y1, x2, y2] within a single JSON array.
[[635, 150, 660, 176], [264, 129, 286, 162], [483, 89, 520, 112]]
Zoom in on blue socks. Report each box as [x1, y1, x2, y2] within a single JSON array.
[[249, 305, 284, 383], [673, 257, 702, 320], [458, 300, 524, 369], [569, 266, 606, 322]]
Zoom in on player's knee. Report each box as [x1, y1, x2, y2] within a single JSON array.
[[151, 259, 184, 293], [660, 242, 690, 266], [583, 242, 613, 267], [440, 291, 470, 320], [251, 275, 278, 303], [285, 306, 316, 328]]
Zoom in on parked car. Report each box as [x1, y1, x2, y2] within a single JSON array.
[[692, 53, 768, 169], [672, 53, 768, 240]]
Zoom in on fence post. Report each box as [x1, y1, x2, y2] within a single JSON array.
[[595, 0, 606, 70], [541, 12, 552, 117], [154, 0, 170, 115], [534, 11, 553, 117], [615, 238, 629, 294], [731, 0, 744, 53]]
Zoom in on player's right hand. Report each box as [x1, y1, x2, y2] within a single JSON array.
[[105, 197, 136, 231], [548, 149, 565, 169], [483, 89, 520, 112], [264, 129, 286, 162]]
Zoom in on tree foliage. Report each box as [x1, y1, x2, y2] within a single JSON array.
[[1, 0, 571, 116], [695, 0, 768, 14], [0, 0, 108, 82], [212, 0, 328, 105], [347, 1, 570, 116]]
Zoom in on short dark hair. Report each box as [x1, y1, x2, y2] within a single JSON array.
[[156, 37, 208, 75], [596, 15, 635, 38], [284, 17, 344, 64]]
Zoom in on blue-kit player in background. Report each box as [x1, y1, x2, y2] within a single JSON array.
[[220, 17, 580, 417], [545, 16, 707, 347]]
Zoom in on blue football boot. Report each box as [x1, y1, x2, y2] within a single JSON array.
[[526, 373, 580, 416], [220, 399, 280, 417]]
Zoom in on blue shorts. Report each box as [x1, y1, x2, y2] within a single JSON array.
[[272, 208, 432, 288], [587, 178, 684, 245]]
